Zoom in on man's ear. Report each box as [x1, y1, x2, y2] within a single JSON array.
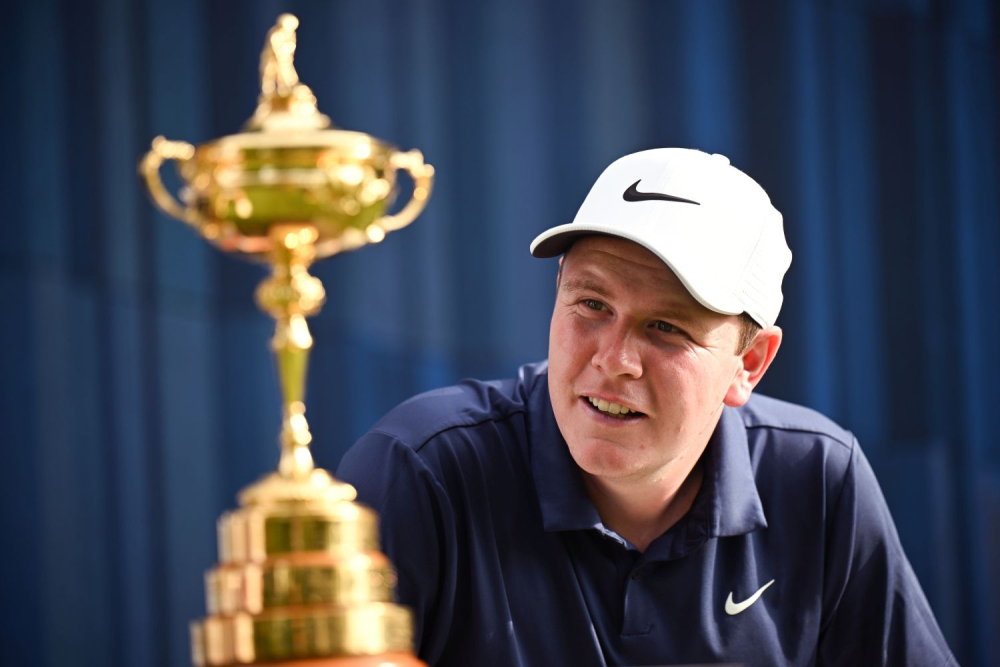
[[724, 326, 782, 407], [556, 256, 565, 289]]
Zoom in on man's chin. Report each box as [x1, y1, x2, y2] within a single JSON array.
[[565, 438, 644, 481]]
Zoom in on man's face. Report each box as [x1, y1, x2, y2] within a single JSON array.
[[548, 236, 749, 486]]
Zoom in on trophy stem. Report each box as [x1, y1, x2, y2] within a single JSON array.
[[255, 223, 327, 479]]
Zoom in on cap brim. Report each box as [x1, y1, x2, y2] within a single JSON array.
[[531, 223, 608, 258], [529, 223, 745, 317]]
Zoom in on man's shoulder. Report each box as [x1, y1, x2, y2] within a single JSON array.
[[338, 363, 547, 506], [733, 395, 858, 501], [738, 393, 855, 452], [361, 361, 548, 454]]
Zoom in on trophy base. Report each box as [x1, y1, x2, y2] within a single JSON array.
[[265, 653, 426, 666]]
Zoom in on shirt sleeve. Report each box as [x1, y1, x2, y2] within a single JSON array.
[[336, 431, 457, 666], [817, 439, 958, 666]]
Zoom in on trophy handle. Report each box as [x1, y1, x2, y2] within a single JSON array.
[[139, 136, 203, 227], [377, 149, 435, 233]]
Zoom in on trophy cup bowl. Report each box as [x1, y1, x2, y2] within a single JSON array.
[[140, 129, 433, 260], [140, 14, 432, 667]]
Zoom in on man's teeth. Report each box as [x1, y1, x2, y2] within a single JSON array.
[[587, 397, 633, 416]]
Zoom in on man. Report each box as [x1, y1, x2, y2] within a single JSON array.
[[337, 148, 956, 666]]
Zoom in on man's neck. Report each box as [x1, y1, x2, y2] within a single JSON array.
[[583, 455, 705, 553]]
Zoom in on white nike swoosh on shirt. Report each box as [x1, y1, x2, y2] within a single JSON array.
[[724, 579, 775, 615]]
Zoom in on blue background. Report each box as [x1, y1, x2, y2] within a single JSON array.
[[0, 0, 997, 665]]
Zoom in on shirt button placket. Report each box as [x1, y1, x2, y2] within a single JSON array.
[[622, 566, 653, 636]]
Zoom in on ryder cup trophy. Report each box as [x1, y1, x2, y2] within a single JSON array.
[[140, 14, 433, 666]]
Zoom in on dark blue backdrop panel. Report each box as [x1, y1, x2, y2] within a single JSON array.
[[1, 1, 997, 666]]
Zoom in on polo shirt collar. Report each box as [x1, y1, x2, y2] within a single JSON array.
[[703, 405, 769, 537], [527, 371, 767, 541], [528, 375, 603, 532]]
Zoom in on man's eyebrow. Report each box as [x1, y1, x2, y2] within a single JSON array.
[[559, 276, 611, 298]]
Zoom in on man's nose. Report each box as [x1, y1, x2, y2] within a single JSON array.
[[591, 326, 643, 379]]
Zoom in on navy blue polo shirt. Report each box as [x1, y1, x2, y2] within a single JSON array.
[[337, 362, 956, 666]]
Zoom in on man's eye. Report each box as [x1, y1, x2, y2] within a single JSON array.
[[583, 299, 605, 311], [655, 321, 680, 333]]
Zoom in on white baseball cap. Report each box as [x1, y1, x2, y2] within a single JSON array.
[[530, 148, 792, 328]]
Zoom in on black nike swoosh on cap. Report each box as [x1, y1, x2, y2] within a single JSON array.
[[622, 180, 700, 205]]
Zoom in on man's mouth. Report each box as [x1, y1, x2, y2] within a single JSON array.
[[583, 396, 645, 420]]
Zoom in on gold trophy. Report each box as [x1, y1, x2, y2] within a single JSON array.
[[140, 14, 433, 667]]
